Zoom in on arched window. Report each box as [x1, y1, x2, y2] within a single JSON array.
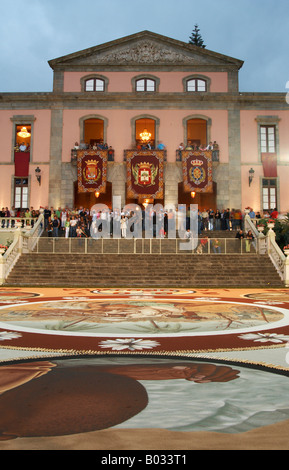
[[186, 78, 207, 92], [84, 78, 105, 92], [135, 78, 156, 92]]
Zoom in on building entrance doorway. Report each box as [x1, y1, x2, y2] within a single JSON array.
[[178, 182, 217, 212], [74, 181, 112, 210]]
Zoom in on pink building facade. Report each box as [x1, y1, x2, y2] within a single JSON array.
[[0, 31, 288, 214]]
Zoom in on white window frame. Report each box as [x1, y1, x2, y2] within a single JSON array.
[[135, 78, 156, 92], [262, 178, 277, 211], [186, 78, 207, 92], [14, 177, 29, 210], [260, 125, 276, 153]]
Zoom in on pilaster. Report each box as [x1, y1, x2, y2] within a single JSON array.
[[227, 108, 242, 209], [49, 108, 63, 208]]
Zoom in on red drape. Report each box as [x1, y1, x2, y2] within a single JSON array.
[[14, 152, 30, 177]]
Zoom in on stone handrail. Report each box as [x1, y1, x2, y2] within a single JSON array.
[[0, 214, 44, 284], [244, 214, 259, 238], [266, 227, 287, 284], [0, 233, 21, 284]]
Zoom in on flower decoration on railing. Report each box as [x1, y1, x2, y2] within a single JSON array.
[[0, 244, 9, 255], [0, 240, 12, 255]]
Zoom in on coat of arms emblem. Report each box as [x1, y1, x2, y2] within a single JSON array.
[[83, 159, 101, 183], [132, 162, 158, 187], [189, 159, 206, 185]]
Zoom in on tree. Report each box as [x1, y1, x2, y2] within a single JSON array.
[[189, 24, 206, 48]]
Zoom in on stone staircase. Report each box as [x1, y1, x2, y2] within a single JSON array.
[[5, 252, 283, 288]]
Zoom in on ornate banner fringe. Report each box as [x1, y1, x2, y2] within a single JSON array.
[[125, 150, 164, 199], [77, 150, 107, 193], [182, 150, 213, 193]]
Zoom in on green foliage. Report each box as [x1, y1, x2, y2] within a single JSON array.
[[189, 24, 206, 48], [258, 213, 289, 250], [273, 213, 289, 249]]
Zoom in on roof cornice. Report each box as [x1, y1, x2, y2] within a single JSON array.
[[48, 30, 244, 70]]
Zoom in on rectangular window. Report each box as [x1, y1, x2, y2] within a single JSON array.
[[14, 178, 29, 210], [95, 79, 104, 91], [262, 178, 277, 211], [260, 126, 276, 153], [146, 79, 155, 92], [85, 79, 94, 91]]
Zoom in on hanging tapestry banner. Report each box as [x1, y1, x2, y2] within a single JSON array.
[[126, 150, 164, 199], [182, 150, 213, 193], [77, 150, 107, 193], [261, 153, 277, 178]]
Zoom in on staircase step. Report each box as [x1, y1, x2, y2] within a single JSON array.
[[5, 253, 283, 288]]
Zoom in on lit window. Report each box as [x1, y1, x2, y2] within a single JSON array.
[[187, 78, 207, 92], [136, 78, 156, 92]]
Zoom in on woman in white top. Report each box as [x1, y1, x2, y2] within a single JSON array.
[[120, 216, 127, 238]]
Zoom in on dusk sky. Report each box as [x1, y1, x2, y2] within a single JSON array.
[[0, 0, 288, 93]]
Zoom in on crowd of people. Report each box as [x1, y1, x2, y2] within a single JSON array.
[[0, 207, 40, 228], [0, 205, 279, 241]]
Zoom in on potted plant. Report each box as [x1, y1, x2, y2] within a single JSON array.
[[267, 219, 275, 229], [257, 222, 265, 232], [283, 245, 289, 256]]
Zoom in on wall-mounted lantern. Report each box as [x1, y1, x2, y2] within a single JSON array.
[[249, 168, 255, 186], [35, 167, 41, 185]]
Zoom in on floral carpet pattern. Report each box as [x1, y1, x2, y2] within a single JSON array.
[[0, 287, 289, 450]]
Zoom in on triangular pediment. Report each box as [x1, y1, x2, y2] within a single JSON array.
[[49, 31, 243, 70]]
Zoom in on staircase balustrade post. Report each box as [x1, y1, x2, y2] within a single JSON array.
[[17, 229, 23, 254], [267, 228, 276, 252], [284, 255, 289, 287], [0, 256, 5, 285]]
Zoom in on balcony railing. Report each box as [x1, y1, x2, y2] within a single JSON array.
[[176, 148, 220, 162], [123, 149, 167, 161], [71, 148, 115, 165], [32, 237, 257, 255]]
